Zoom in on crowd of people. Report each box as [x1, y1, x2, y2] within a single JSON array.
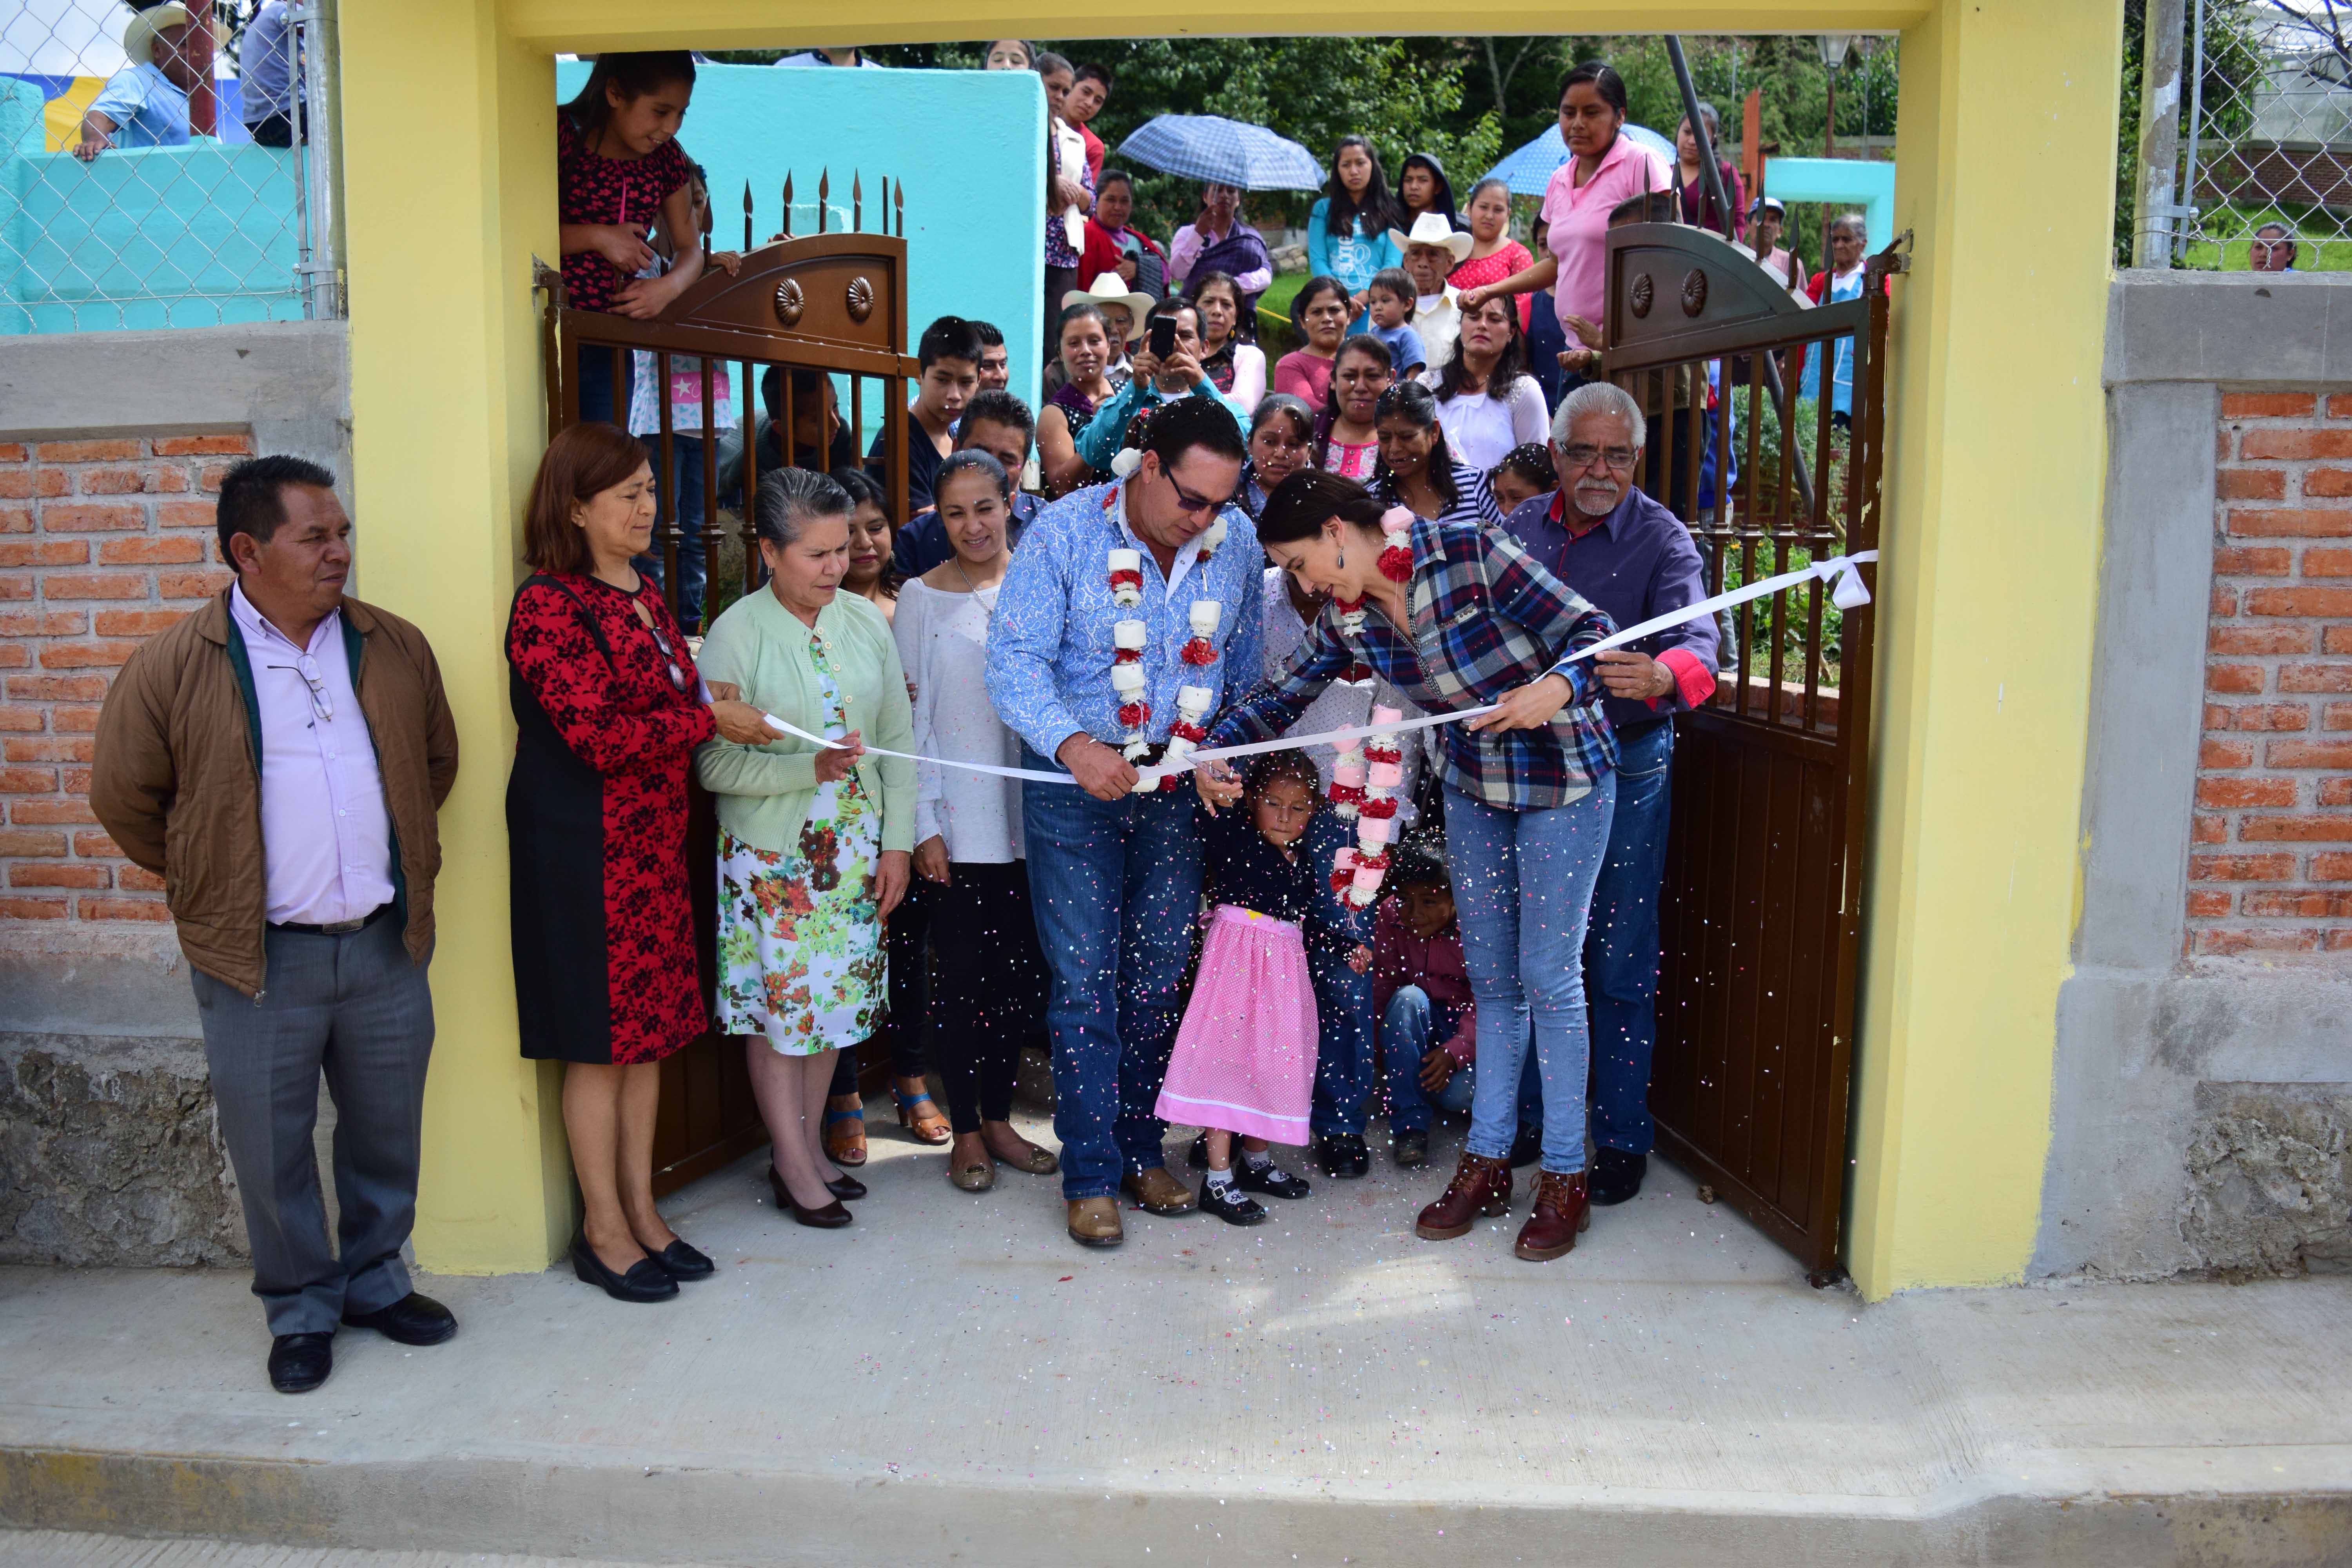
[[90, 44, 1846, 1395]]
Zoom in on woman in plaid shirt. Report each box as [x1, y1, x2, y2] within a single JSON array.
[[1201, 470, 1619, 1263]]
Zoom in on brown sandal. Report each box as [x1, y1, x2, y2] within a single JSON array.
[[893, 1085, 952, 1145], [823, 1102, 867, 1167]]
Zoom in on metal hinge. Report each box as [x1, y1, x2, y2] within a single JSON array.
[[1875, 228, 1915, 275]]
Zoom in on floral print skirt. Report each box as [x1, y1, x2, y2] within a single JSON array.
[[714, 670, 885, 1055]]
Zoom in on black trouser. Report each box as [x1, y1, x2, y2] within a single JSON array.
[[828, 880, 931, 1097], [930, 860, 1048, 1134]]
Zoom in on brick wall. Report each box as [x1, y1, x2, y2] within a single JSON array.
[[2194, 390, 2352, 957], [0, 434, 246, 927]]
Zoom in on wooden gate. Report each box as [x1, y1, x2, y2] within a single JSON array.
[[540, 173, 918, 1194], [1601, 221, 1900, 1281]]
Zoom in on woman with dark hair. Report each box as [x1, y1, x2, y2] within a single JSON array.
[[1307, 136, 1405, 321], [1201, 469, 1621, 1264], [1315, 335, 1394, 482], [1244, 394, 1316, 512], [1038, 52, 1095, 365], [1080, 170, 1169, 300], [1673, 100, 1745, 239], [1037, 302, 1120, 495], [1457, 62, 1670, 349], [1489, 441, 1559, 515], [1418, 292, 1549, 473], [557, 53, 704, 423], [1273, 275, 1352, 407], [1187, 271, 1266, 413], [1397, 152, 1462, 232], [1448, 177, 1533, 330], [1168, 183, 1274, 311], [982, 38, 1034, 70], [1372, 380, 1500, 526], [506, 422, 771, 1302], [698, 468, 916, 1230], [835, 468, 903, 626], [897, 451, 1057, 1192]]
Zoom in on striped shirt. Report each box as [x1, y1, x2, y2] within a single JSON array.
[[1374, 461, 1504, 530], [1211, 515, 1617, 809]]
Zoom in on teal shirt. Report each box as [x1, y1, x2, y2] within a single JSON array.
[[1072, 376, 1249, 472], [694, 586, 916, 856]]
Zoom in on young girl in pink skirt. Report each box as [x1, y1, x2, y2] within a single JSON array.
[[1158, 752, 1374, 1225]]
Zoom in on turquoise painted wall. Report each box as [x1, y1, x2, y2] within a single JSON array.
[[1763, 156, 1896, 260], [553, 62, 1047, 424]]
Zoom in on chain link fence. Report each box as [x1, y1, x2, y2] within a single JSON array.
[[2129, 0, 2352, 269], [1, 0, 339, 332]]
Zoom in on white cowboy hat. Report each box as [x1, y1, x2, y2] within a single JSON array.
[[1062, 273, 1155, 342], [1387, 212, 1474, 265], [123, 3, 196, 66]]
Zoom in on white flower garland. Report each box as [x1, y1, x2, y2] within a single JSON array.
[[1104, 477, 1228, 789], [1328, 705, 1406, 908]]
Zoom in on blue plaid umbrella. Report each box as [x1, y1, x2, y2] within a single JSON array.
[[1114, 114, 1326, 192], [1479, 123, 1676, 196]]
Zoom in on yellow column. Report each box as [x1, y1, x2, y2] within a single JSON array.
[[343, 0, 570, 1272], [1844, 0, 2123, 1296]]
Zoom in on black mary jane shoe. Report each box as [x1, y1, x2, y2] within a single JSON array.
[[571, 1236, 679, 1303], [341, 1290, 457, 1345], [269, 1332, 334, 1394], [1587, 1147, 1648, 1207], [1316, 1133, 1370, 1179], [825, 1171, 868, 1202], [1200, 1181, 1268, 1227], [1236, 1160, 1312, 1200], [770, 1166, 853, 1229], [652, 1238, 716, 1280]]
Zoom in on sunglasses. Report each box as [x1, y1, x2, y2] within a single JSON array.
[[1158, 463, 1234, 515]]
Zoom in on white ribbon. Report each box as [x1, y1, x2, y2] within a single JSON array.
[[753, 551, 1878, 789]]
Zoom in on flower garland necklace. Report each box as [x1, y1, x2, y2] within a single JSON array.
[[1328, 711, 1406, 908], [1103, 463, 1229, 790], [1332, 505, 1417, 639]]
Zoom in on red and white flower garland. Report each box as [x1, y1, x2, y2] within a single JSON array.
[[1328, 706, 1406, 908], [1331, 506, 1416, 639], [1105, 475, 1229, 790]]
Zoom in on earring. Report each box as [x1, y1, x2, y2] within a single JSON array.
[[1336, 546, 1346, 570]]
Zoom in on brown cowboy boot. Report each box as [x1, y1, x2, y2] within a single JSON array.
[[1514, 1170, 1592, 1261], [1414, 1151, 1514, 1240]]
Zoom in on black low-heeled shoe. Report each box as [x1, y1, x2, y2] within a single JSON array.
[[825, 1171, 867, 1201], [1200, 1181, 1267, 1226], [571, 1236, 679, 1303], [269, 1332, 333, 1394], [1237, 1160, 1312, 1200], [770, 1166, 852, 1229], [652, 1237, 715, 1279]]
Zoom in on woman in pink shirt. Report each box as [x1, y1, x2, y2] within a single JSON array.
[[1457, 61, 1670, 335]]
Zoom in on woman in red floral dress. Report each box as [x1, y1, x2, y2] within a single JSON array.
[[506, 423, 770, 1303]]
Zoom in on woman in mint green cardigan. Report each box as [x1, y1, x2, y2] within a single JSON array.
[[697, 468, 916, 1229]]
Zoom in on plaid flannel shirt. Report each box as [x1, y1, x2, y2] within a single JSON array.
[[1210, 516, 1619, 810]]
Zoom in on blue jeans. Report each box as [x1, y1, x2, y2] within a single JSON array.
[[1383, 985, 1478, 1131], [1445, 775, 1617, 1176], [1304, 805, 1376, 1138], [633, 435, 710, 633], [1585, 719, 1675, 1156], [1021, 746, 1204, 1200]]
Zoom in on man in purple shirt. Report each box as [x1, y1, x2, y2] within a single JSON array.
[[1501, 381, 1719, 1205], [94, 456, 459, 1395]]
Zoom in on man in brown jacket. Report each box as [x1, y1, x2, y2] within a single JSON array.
[[93, 454, 459, 1394]]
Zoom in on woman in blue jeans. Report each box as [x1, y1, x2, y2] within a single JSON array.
[[1203, 469, 1618, 1262]]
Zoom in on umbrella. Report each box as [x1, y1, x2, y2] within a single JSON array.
[[1478, 123, 1676, 197], [1115, 114, 1325, 192]]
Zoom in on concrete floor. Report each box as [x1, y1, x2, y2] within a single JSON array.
[[3, 1111, 2349, 1568]]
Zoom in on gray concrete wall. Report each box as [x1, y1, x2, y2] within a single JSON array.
[[2034, 271, 2352, 1281], [0, 322, 349, 1265]]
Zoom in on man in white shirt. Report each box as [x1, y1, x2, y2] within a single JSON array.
[[1390, 214, 1472, 374]]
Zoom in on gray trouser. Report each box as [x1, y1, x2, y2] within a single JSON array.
[[192, 915, 435, 1336]]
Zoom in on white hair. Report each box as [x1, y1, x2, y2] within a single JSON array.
[[1552, 380, 1646, 450]]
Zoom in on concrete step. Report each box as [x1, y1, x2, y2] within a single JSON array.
[[0, 1529, 732, 1567], [3, 1117, 2348, 1567]]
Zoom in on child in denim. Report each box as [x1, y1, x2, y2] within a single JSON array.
[[1373, 840, 1475, 1168]]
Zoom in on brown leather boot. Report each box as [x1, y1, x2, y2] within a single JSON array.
[[1414, 1151, 1514, 1240], [1514, 1170, 1592, 1261], [1067, 1196, 1124, 1247]]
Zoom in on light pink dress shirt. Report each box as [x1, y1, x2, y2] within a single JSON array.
[[1539, 132, 1672, 328], [229, 583, 396, 926]]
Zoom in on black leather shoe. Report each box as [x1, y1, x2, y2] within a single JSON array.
[[652, 1238, 715, 1279], [571, 1236, 679, 1303], [1392, 1129, 1430, 1169], [1507, 1122, 1545, 1168], [771, 1166, 852, 1228], [1588, 1147, 1648, 1207], [1316, 1133, 1369, 1179], [341, 1291, 457, 1346], [1236, 1159, 1311, 1199], [1200, 1181, 1267, 1226], [825, 1172, 867, 1202], [269, 1332, 333, 1394]]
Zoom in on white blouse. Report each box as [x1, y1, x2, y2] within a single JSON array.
[[892, 578, 1024, 864], [1418, 369, 1551, 474], [1261, 567, 1425, 821]]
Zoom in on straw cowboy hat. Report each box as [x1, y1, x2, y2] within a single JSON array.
[[1062, 273, 1156, 342], [123, 4, 196, 66], [1387, 212, 1474, 265]]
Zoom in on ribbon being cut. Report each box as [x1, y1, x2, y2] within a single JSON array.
[[761, 550, 1881, 787]]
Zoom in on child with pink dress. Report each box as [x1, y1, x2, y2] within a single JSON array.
[[1158, 753, 1373, 1225]]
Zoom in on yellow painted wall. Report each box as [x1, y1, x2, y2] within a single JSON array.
[[345, 0, 2119, 1295]]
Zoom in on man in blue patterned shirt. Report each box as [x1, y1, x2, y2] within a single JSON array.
[[986, 398, 1262, 1249]]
